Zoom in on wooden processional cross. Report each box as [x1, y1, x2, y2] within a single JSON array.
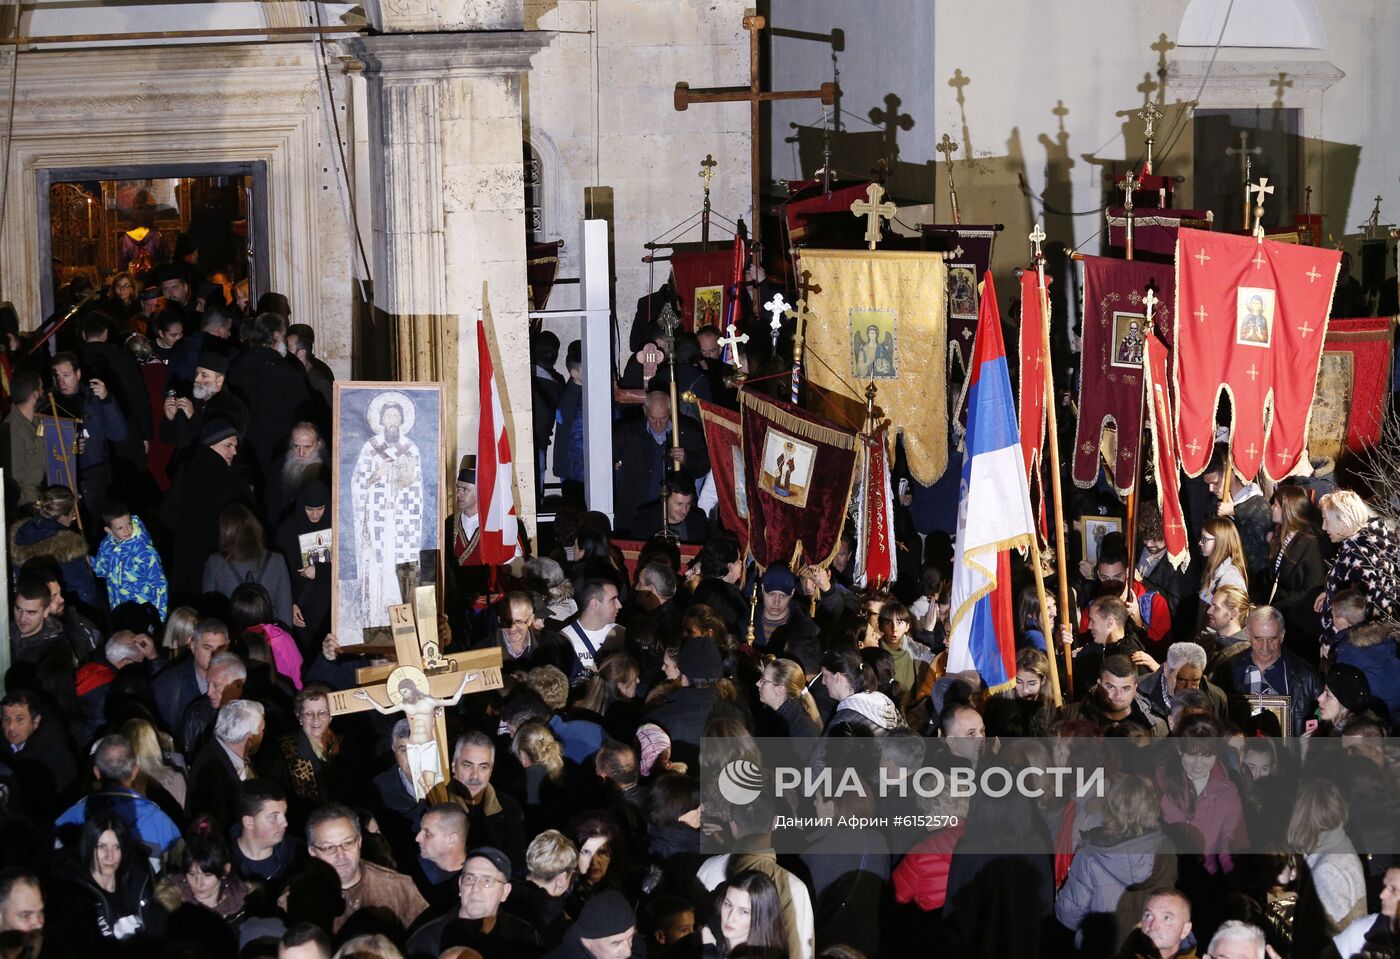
[[851, 183, 897, 250], [328, 585, 503, 800], [675, 13, 837, 262]]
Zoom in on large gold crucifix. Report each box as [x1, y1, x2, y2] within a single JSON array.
[[328, 585, 503, 799], [675, 12, 837, 262]]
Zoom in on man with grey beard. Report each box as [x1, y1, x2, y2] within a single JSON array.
[[267, 421, 327, 523], [160, 350, 249, 456]]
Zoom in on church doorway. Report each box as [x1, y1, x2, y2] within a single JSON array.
[[36, 160, 270, 323]]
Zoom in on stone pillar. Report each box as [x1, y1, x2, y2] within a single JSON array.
[[348, 29, 550, 535]]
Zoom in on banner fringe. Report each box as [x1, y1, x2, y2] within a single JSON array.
[[741, 390, 857, 451]]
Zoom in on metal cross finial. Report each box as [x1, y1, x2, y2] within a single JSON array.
[[717, 322, 749, 371], [1137, 102, 1163, 141], [1143, 287, 1158, 318], [1029, 221, 1047, 260], [936, 132, 959, 162], [699, 154, 717, 190], [764, 292, 791, 336], [850, 183, 897, 250], [1252, 177, 1275, 236], [1123, 170, 1142, 211]]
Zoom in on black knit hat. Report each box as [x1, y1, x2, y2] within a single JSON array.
[[575, 890, 635, 939], [195, 351, 229, 376], [1325, 663, 1373, 714], [676, 636, 722, 681], [200, 417, 238, 447]]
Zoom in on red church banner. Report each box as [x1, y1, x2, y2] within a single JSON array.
[[693, 398, 749, 553], [1072, 256, 1176, 494], [1144, 332, 1190, 572], [1309, 316, 1396, 459], [670, 250, 733, 331], [1173, 227, 1341, 481]]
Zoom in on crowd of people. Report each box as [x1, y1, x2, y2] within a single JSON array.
[[0, 259, 1398, 959]]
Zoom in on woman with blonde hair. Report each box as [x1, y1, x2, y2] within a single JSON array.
[[1288, 778, 1367, 934], [1315, 488, 1400, 633], [161, 606, 199, 658], [574, 654, 641, 741], [756, 656, 821, 737], [121, 716, 187, 808], [512, 722, 571, 837], [10, 484, 100, 609], [1198, 517, 1248, 621]]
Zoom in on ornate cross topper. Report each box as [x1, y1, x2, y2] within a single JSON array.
[[851, 183, 897, 250], [699, 153, 717, 190], [1137, 102, 1163, 141], [1029, 221, 1047, 260], [764, 292, 791, 336], [717, 323, 749, 371]]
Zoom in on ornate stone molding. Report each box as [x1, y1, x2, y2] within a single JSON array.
[[364, 0, 526, 34], [345, 30, 551, 79]]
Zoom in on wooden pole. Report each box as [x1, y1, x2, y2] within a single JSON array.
[[1031, 224, 1073, 693], [48, 395, 83, 536], [1028, 534, 1063, 707]]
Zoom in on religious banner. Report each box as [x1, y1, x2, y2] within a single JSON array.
[[1174, 227, 1342, 480], [1072, 256, 1176, 493], [1143, 332, 1190, 571], [1018, 269, 1049, 543], [854, 428, 895, 589], [783, 181, 876, 249], [739, 388, 858, 569], [475, 293, 521, 566], [40, 412, 79, 493], [527, 240, 563, 311], [798, 248, 949, 485], [1308, 316, 1396, 460], [693, 397, 749, 553], [921, 225, 998, 378], [332, 382, 445, 646], [1106, 208, 1214, 258], [669, 249, 733, 331]]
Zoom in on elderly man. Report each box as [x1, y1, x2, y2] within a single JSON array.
[[372, 719, 428, 866], [161, 349, 249, 452], [1220, 606, 1321, 736], [55, 733, 180, 854], [178, 650, 247, 755], [227, 310, 315, 488], [407, 846, 545, 959], [0, 869, 43, 935], [1203, 921, 1266, 959], [189, 699, 265, 825], [1059, 654, 1168, 736], [1135, 642, 1228, 725], [1332, 862, 1400, 959], [447, 731, 526, 869], [1118, 888, 1196, 959], [152, 618, 232, 730], [267, 421, 327, 523], [412, 803, 470, 912], [612, 388, 709, 539], [488, 591, 573, 680], [280, 804, 427, 935]]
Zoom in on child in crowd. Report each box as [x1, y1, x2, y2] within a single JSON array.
[[93, 500, 169, 618]]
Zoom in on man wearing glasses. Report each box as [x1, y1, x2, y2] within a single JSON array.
[[282, 804, 427, 934], [406, 846, 546, 958]]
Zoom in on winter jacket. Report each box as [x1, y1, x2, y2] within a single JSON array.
[[1156, 760, 1246, 874], [1221, 648, 1322, 737], [72, 864, 167, 947], [1307, 826, 1368, 935], [893, 824, 964, 910], [1138, 667, 1230, 724], [1322, 518, 1400, 632], [93, 515, 168, 617], [245, 622, 304, 690], [1055, 828, 1173, 944], [10, 515, 100, 609], [1, 406, 47, 507], [1334, 631, 1400, 720], [56, 788, 182, 856]]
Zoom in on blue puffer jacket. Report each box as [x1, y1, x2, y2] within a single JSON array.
[[1336, 634, 1400, 721]]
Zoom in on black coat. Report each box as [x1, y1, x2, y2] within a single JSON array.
[[225, 345, 316, 482], [158, 444, 254, 602], [79, 339, 153, 442], [611, 412, 709, 539], [187, 738, 243, 828], [1269, 529, 1327, 611]]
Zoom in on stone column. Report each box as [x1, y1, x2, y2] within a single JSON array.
[[348, 29, 550, 534]]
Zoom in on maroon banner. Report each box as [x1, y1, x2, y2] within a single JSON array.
[[740, 389, 858, 569], [1106, 208, 1213, 257], [527, 240, 563, 311], [670, 250, 733, 331], [694, 398, 748, 553], [1072, 256, 1176, 494]]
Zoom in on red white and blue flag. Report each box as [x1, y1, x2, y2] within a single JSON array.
[[947, 272, 1037, 690], [477, 298, 520, 565]]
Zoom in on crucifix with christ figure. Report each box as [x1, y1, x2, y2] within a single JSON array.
[[674, 13, 836, 268], [329, 585, 504, 799]]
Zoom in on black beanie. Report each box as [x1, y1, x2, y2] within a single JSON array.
[[575, 890, 635, 939]]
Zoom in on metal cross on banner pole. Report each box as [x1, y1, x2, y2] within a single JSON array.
[[936, 132, 961, 224], [764, 292, 791, 350], [851, 183, 897, 250]]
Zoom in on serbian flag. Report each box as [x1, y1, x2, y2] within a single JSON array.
[[854, 428, 896, 589], [476, 288, 520, 565], [1143, 333, 1190, 571], [1174, 227, 1340, 480], [947, 272, 1037, 691]]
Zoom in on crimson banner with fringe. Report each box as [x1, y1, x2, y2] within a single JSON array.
[[740, 389, 858, 569], [694, 398, 749, 553], [1308, 316, 1396, 461], [1144, 333, 1190, 572], [1073, 256, 1176, 493], [1174, 228, 1341, 480]]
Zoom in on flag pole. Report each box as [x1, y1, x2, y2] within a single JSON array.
[[1027, 533, 1063, 708], [1029, 222, 1073, 693], [1126, 288, 1161, 597]]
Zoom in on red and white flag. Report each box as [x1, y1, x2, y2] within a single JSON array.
[[476, 299, 520, 565], [855, 428, 896, 589], [1144, 332, 1190, 571], [1173, 227, 1340, 480]]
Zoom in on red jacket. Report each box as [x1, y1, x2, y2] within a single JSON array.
[[1078, 580, 1172, 648], [892, 824, 964, 910]]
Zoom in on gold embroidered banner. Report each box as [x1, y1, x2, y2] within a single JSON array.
[[799, 248, 949, 485]]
